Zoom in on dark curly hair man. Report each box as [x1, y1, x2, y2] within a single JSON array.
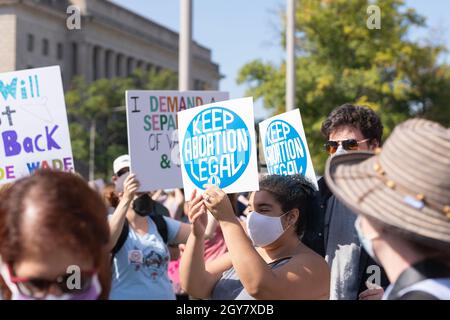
[[321, 104, 383, 154], [303, 103, 389, 301]]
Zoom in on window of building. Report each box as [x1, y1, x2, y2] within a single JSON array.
[[194, 79, 206, 90], [27, 34, 34, 52], [116, 54, 122, 77], [42, 38, 49, 56], [57, 43, 64, 60]]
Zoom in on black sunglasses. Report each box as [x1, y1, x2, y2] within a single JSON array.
[[324, 138, 370, 154], [116, 167, 130, 177]]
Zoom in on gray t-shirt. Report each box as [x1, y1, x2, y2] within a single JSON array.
[[324, 195, 361, 300], [211, 257, 291, 300]]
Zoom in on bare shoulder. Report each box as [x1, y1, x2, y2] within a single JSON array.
[[292, 245, 330, 276]]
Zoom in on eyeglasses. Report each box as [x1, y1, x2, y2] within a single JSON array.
[[324, 138, 370, 155], [7, 265, 97, 299]]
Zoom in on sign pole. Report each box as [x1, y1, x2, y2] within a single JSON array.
[[286, 0, 296, 111], [179, 0, 193, 91]]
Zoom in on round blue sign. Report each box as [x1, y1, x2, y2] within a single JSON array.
[[264, 119, 307, 175], [182, 106, 251, 189]]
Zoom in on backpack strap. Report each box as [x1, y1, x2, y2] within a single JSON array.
[[150, 214, 168, 244], [111, 219, 129, 258]]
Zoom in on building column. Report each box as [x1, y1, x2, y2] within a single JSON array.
[[94, 46, 105, 80], [78, 42, 93, 83], [106, 50, 116, 78], [120, 54, 128, 77], [126, 57, 137, 76]]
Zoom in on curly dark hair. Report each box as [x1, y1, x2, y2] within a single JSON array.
[[259, 174, 315, 238], [321, 104, 383, 144]]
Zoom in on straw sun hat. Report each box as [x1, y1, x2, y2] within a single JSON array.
[[325, 118, 450, 250]]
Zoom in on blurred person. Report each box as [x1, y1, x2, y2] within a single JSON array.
[[103, 183, 119, 214], [108, 155, 191, 300], [180, 174, 330, 300], [326, 118, 450, 299], [303, 103, 389, 300], [153, 189, 185, 220], [0, 170, 110, 300]]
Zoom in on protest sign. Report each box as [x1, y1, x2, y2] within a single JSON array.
[[126, 91, 229, 191], [0, 66, 74, 185], [178, 97, 259, 198], [259, 109, 318, 190]]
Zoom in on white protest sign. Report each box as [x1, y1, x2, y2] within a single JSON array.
[[0, 66, 74, 185], [259, 109, 318, 190], [178, 97, 259, 198], [126, 91, 229, 191]]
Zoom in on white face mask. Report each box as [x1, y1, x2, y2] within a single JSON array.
[[246, 211, 291, 247], [115, 171, 130, 193]]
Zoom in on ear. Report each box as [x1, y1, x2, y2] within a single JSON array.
[[287, 208, 300, 226], [369, 139, 380, 150]]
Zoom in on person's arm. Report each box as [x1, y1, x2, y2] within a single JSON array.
[[204, 211, 218, 240], [179, 190, 231, 299], [107, 174, 139, 251], [203, 185, 330, 299], [172, 221, 191, 244]]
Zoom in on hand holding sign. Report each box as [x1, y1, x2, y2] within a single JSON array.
[[187, 189, 208, 238], [202, 185, 236, 223]]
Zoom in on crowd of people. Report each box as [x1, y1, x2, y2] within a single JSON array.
[[0, 103, 449, 300]]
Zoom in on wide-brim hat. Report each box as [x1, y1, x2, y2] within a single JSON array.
[[325, 119, 450, 251]]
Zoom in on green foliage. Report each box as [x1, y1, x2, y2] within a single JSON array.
[[238, 0, 450, 174], [65, 69, 178, 180]]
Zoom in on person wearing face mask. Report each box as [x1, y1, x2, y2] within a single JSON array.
[[325, 119, 450, 300], [302, 103, 390, 300], [0, 170, 110, 300], [179, 174, 330, 300], [108, 155, 192, 300]]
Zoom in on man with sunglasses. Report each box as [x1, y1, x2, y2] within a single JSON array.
[[303, 103, 389, 300]]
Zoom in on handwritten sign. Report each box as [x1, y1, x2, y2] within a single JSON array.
[[0, 66, 74, 185], [178, 97, 259, 198], [126, 91, 229, 191], [259, 109, 318, 190]]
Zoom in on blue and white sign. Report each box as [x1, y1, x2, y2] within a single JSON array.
[[178, 97, 259, 198], [259, 109, 318, 190]]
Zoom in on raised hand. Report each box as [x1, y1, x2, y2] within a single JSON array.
[[188, 189, 208, 238]]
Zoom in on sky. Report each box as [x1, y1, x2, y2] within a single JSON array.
[[112, 0, 450, 120]]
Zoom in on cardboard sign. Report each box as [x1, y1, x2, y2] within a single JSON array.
[[178, 97, 259, 198], [126, 91, 229, 191], [259, 109, 318, 190], [0, 66, 74, 185]]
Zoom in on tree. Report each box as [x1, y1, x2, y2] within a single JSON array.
[[238, 0, 450, 174], [65, 68, 178, 180]]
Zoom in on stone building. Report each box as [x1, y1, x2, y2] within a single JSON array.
[[0, 0, 221, 90]]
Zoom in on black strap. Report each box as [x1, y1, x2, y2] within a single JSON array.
[[110, 213, 169, 260], [111, 219, 129, 257], [149, 214, 168, 243]]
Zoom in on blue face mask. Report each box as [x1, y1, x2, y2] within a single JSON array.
[[354, 216, 380, 264]]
